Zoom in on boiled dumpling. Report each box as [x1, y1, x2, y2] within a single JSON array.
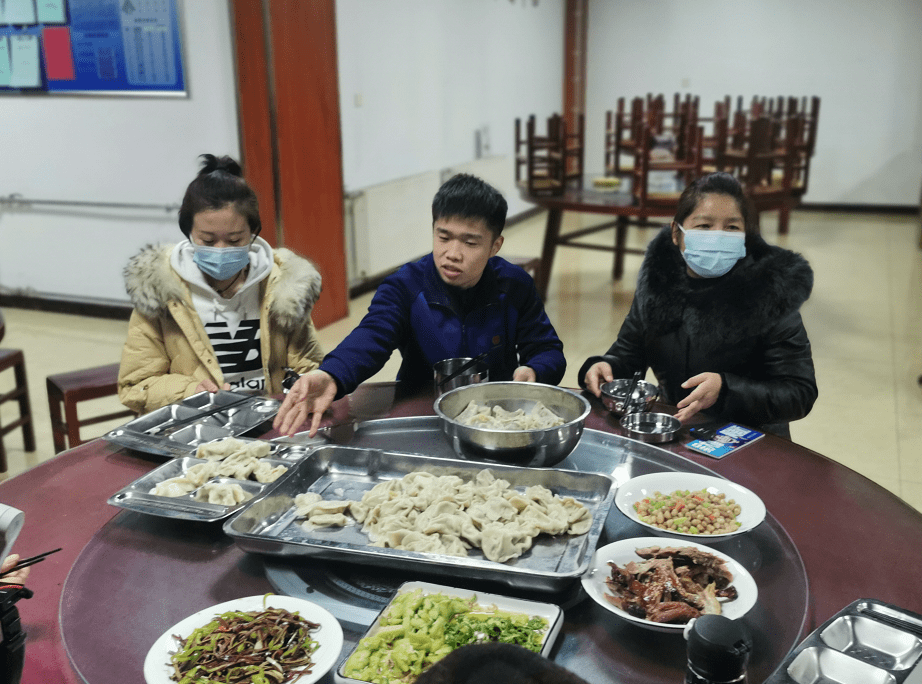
[[302, 513, 349, 529], [284, 467, 592, 564], [215, 452, 258, 480], [479, 522, 533, 563], [194, 482, 251, 505], [252, 460, 287, 483], [184, 462, 218, 487], [196, 438, 247, 460], [150, 477, 196, 497], [244, 440, 272, 459]]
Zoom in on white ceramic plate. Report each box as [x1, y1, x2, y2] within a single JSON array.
[[615, 472, 766, 541], [335, 580, 563, 683], [143, 595, 344, 684], [581, 537, 758, 633]]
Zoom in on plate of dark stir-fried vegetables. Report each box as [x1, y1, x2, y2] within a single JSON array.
[[580, 537, 757, 633], [143, 594, 344, 683]]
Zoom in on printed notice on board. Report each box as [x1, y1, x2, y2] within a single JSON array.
[[42, 27, 75, 80], [0, 37, 11, 86], [9, 34, 40, 87], [3, 0, 38, 25], [119, 0, 177, 85], [0, 0, 184, 93], [36, 1, 68, 24]]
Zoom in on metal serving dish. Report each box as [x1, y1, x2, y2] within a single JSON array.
[[765, 599, 922, 684], [600, 379, 659, 416], [335, 580, 564, 683], [433, 382, 591, 467], [104, 390, 280, 457], [106, 437, 308, 522], [620, 411, 682, 443], [224, 445, 615, 592]]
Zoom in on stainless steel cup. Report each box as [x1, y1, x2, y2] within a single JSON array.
[[433, 358, 489, 397]]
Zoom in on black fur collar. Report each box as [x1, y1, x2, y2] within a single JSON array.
[[636, 228, 814, 341]]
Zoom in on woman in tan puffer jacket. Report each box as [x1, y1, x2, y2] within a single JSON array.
[[118, 155, 324, 414]]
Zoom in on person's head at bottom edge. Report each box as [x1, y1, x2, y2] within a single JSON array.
[[414, 642, 590, 684]]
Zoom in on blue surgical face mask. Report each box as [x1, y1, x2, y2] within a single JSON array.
[[192, 243, 251, 281], [677, 224, 746, 278]]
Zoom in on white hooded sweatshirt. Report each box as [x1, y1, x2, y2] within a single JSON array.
[[170, 236, 275, 392]]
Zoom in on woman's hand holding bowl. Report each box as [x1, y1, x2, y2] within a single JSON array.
[[583, 361, 614, 397]]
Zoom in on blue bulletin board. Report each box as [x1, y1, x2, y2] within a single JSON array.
[[0, 0, 185, 95]]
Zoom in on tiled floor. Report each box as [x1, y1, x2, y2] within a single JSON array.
[[2, 208, 920, 513]]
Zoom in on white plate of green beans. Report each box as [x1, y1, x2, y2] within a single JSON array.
[[143, 594, 343, 684], [615, 472, 766, 541]]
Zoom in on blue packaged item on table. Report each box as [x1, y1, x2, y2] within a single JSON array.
[[686, 423, 764, 458]]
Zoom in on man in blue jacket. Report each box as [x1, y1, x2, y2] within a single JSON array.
[[275, 173, 566, 436]]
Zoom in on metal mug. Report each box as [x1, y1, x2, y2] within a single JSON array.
[[433, 358, 489, 397]]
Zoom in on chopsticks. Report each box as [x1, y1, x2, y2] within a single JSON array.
[[1, 548, 62, 577]]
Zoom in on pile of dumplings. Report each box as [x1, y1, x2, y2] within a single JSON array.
[[293, 469, 592, 563], [149, 438, 287, 505], [454, 400, 565, 431]]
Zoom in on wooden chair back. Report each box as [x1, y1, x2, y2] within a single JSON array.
[[631, 122, 703, 215], [516, 113, 567, 196], [606, 96, 645, 175], [563, 113, 584, 183]]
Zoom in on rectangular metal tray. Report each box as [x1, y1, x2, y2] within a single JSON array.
[[765, 599, 922, 684], [104, 390, 280, 457], [334, 580, 564, 683], [106, 437, 310, 522], [223, 445, 615, 592]]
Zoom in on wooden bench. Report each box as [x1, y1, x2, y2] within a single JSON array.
[[46, 363, 134, 453], [0, 348, 36, 471]]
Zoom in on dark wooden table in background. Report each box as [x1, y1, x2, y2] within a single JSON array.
[[519, 175, 679, 300]]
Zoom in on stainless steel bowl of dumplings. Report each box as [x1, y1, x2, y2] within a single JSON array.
[[433, 382, 591, 467], [599, 379, 659, 416], [619, 411, 681, 443]]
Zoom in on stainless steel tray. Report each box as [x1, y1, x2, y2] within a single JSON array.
[[106, 438, 309, 522], [225, 445, 615, 592], [104, 390, 280, 457], [765, 599, 922, 684]]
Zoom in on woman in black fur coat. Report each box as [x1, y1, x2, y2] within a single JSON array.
[[579, 173, 817, 437]]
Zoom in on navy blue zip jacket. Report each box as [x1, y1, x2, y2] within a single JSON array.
[[320, 254, 566, 399]]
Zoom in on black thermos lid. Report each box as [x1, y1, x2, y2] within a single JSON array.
[[686, 615, 753, 682]]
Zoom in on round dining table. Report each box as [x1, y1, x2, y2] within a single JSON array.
[[2, 382, 921, 684]]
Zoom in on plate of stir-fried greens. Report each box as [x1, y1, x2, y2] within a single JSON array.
[[143, 594, 343, 684]]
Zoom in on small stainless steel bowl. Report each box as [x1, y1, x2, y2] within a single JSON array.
[[434, 382, 591, 467], [433, 358, 489, 396], [619, 411, 681, 443], [600, 379, 659, 416]]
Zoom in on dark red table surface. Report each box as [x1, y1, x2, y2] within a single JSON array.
[[2, 383, 920, 683]]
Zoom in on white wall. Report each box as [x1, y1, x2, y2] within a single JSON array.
[[0, 1, 240, 304], [336, 0, 565, 278], [585, 0, 922, 205]]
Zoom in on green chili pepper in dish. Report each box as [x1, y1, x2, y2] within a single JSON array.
[[168, 597, 320, 683]]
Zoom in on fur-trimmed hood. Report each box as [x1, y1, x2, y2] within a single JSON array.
[[637, 228, 813, 341], [123, 243, 322, 331]]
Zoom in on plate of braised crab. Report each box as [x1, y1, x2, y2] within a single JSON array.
[[580, 537, 758, 633]]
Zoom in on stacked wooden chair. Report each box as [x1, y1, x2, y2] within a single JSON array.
[[515, 113, 584, 196]]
